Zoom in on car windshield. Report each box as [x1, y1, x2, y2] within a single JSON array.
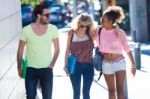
[[22, 8, 31, 12], [21, 5, 32, 12]]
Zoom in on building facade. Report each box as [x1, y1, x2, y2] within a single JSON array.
[[0, 0, 25, 99], [129, 0, 149, 42]]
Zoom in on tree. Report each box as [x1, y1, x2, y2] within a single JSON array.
[[21, 0, 39, 7]]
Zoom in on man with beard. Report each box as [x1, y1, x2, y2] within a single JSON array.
[[17, 3, 60, 99]]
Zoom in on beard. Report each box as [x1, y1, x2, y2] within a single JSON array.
[[40, 18, 49, 25]]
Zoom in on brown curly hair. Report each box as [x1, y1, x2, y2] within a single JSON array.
[[103, 6, 125, 24]]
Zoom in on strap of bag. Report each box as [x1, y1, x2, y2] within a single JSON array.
[[68, 30, 74, 54], [69, 29, 74, 46], [98, 27, 102, 46], [97, 27, 103, 81]]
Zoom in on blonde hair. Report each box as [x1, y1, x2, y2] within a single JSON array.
[[71, 13, 97, 37]]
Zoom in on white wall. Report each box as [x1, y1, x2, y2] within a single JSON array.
[[0, 0, 26, 99]]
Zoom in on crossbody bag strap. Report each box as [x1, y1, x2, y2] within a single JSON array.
[[97, 27, 103, 81], [98, 27, 102, 45], [69, 29, 74, 50], [70, 30, 74, 43]]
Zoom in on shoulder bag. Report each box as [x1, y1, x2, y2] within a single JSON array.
[[93, 27, 103, 80]]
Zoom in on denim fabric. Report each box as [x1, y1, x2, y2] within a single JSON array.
[[25, 67, 53, 99], [70, 62, 94, 99]]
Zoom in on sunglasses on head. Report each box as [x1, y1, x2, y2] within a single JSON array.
[[80, 25, 89, 28], [42, 13, 50, 18]]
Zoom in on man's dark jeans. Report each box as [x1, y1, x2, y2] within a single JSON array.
[[70, 62, 94, 99], [25, 67, 53, 99]]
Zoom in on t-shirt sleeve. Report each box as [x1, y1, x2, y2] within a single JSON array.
[[20, 28, 27, 42], [120, 30, 131, 52], [52, 26, 59, 39]]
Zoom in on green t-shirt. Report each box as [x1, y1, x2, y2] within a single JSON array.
[[20, 24, 59, 68]]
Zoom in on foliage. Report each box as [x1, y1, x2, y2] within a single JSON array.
[[21, 0, 39, 7]]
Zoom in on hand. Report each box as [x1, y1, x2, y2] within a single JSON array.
[[49, 65, 53, 69], [63, 67, 70, 76], [131, 64, 136, 76], [17, 66, 22, 78]]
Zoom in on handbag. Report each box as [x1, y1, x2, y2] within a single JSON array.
[[21, 58, 28, 78], [93, 27, 103, 80], [67, 55, 77, 74], [93, 47, 103, 71], [66, 31, 77, 74]]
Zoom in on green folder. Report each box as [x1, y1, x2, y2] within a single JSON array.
[[21, 58, 28, 78]]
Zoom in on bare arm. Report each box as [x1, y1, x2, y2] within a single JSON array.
[[64, 30, 73, 75], [126, 51, 136, 76], [91, 27, 97, 41], [64, 30, 73, 66], [115, 26, 136, 76], [49, 37, 60, 68], [17, 40, 26, 77]]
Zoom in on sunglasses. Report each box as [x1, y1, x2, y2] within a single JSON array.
[[42, 13, 50, 18], [80, 25, 89, 28]]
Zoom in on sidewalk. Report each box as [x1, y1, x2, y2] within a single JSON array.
[[126, 42, 150, 99], [37, 33, 150, 99]]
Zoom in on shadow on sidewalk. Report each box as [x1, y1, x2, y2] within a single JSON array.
[[141, 50, 150, 56], [93, 79, 108, 91]]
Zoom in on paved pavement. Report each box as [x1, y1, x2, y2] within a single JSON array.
[[36, 32, 150, 99]]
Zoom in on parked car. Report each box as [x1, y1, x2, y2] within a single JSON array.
[[76, 1, 89, 14], [21, 4, 34, 27], [43, 0, 53, 7], [61, 2, 73, 23], [49, 4, 63, 23]]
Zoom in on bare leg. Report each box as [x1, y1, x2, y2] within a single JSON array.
[[116, 70, 126, 99], [104, 74, 116, 99]]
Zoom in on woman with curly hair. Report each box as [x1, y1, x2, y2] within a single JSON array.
[[97, 6, 136, 99]]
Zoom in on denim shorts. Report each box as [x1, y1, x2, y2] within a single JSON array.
[[102, 58, 126, 74]]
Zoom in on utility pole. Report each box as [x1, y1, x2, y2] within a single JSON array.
[[89, 0, 94, 18], [129, 0, 148, 42], [73, 0, 77, 18], [101, 0, 108, 12], [102, 0, 116, 12]]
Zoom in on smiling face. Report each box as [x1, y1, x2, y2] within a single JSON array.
[[102, 15, 113, 29]]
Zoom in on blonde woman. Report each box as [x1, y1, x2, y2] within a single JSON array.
[[64, 13, 96, 99]]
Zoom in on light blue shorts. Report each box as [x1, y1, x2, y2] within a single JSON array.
[[102, 58, 126, 74]]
